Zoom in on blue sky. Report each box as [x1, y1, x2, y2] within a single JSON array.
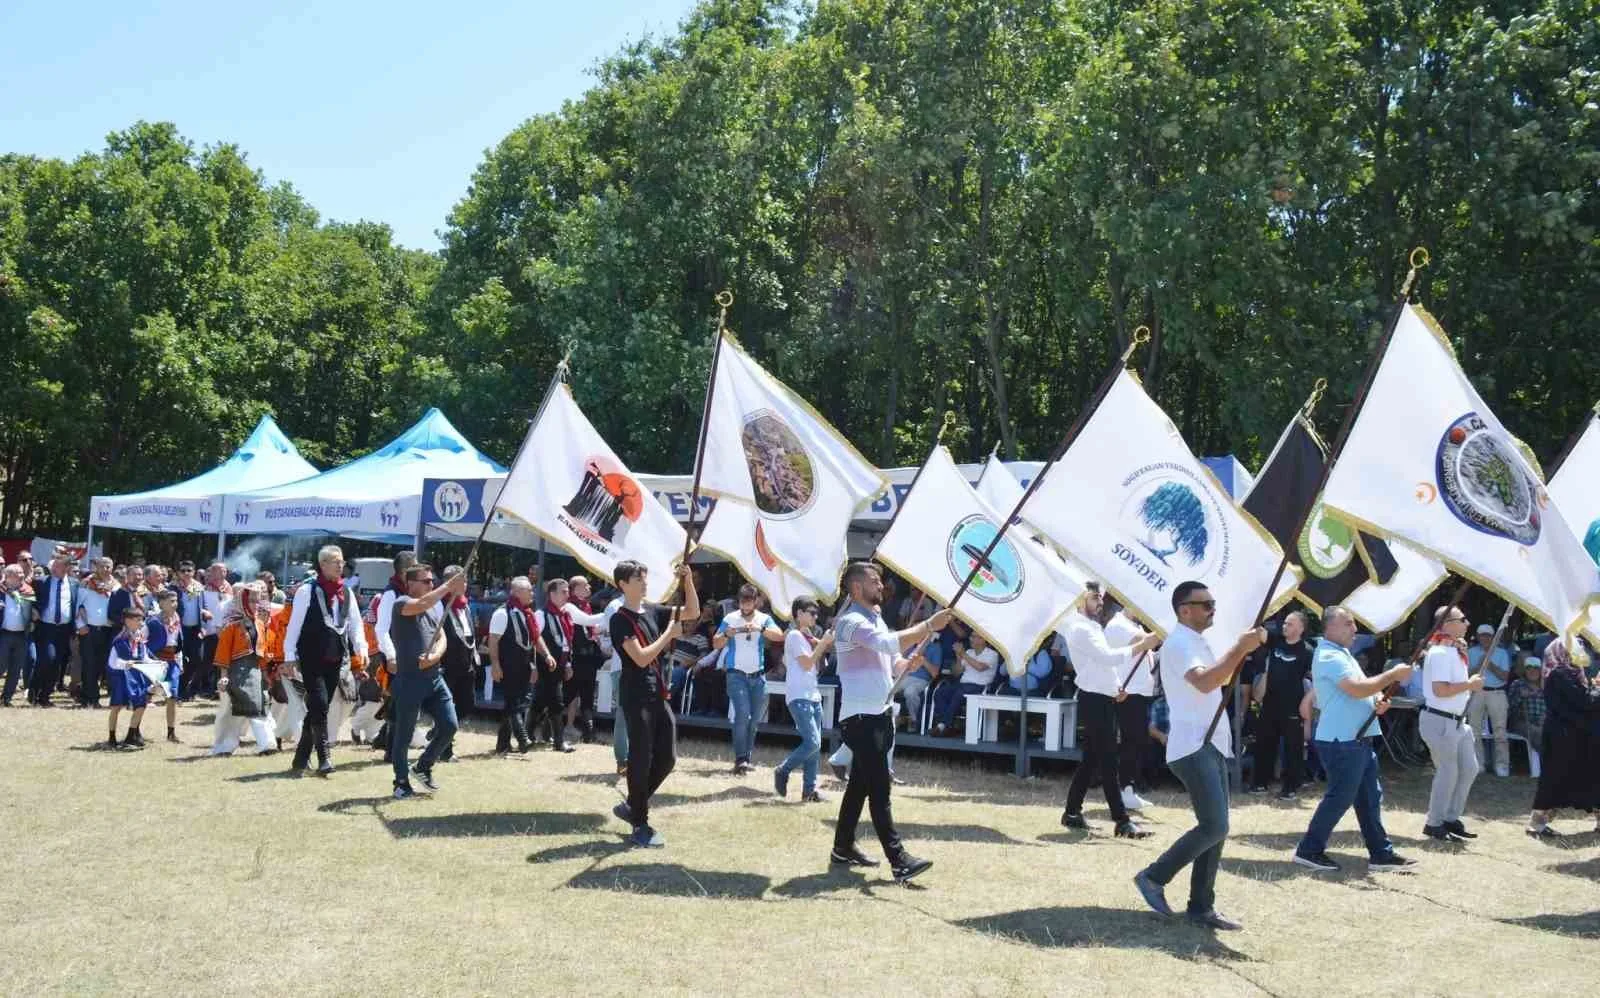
[[1, 0, 697, 249]]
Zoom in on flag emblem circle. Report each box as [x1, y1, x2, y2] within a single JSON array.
[[1296, 502, 1357, 580], [945, 515, 1025, 604], [1117, 464, 1228, 579], [1435, 413, 1541, 546], [741, 409, 817, 519], [433, 481, 470, 523]]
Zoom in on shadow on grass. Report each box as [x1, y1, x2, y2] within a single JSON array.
[[565, 863, 771, 900], [653, 785, 770, 808], [1546, 854, 1600, 881], [527, 840, 631, 865], [818, 817, 1041, 847], [1219, 857, 1331, 884], [1499, 910, 1600, 938], [226, 757, 389, 784], [950, 905, 1248, 960], [557, 772, 626, 787], [385, 811, 606, 839], [771, 868, 870, 898], [1233, 830, 1426, 852], [182, 713, 215, 726]]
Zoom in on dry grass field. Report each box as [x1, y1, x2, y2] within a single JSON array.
[[1, 701, 1597, 998]]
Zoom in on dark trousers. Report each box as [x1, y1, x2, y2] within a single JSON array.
[[291, 662, 339, 769], [1116, 693, 1152, 791], [1, 631, 29, 703], [833, 710, 906, 862], [199, 634, 219, 694], [179, 626, 205, 697], [1252, 711, 1304, 793], [1145, 744, 1230, 915], [534, 664, 567, 745], [568, 658, 600, 713], [391, 670, 457, 786], [31, 623, 72, 703], [443, 657, 476, 717], [81, 626, 115, 705], [1067, 691, 1130, 823], [496, 664, 533, 751], [621, 687, 676, 828]]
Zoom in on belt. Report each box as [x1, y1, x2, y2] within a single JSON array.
[[1423, 705, 1465, 723]]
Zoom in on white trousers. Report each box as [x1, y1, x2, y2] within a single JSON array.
[[272, 678, 306, 741], [326, 690, 355, 745], [351, 700, 386, 742], [212, 690, 277, 755]]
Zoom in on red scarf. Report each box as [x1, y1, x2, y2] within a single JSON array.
[[206, 578, 233, 597], [450, 594, 470, 612], [572, 598, 597, 637], [511, 597, 538, 642], [1428, 632, 1468, 665], [86, 574, 120, 597], [317, 575, 344, 604], [553, 603, 574, 645], [388, 574, 406, 595]]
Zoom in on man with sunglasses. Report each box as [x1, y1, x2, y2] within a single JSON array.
[[389, 564, 465, 799], [1417, 604, 1482, 842], [1134, 582, 1265, 931]]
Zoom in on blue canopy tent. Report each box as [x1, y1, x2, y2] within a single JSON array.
[[224, 408, 507, 545], [1200, 455, 1256, 499], [88, 415, 319, 560]]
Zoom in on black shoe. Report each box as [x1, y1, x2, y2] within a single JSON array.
[[801, 790, 824, 803], [1275, 790, 1299, 802], [1423, 824, 1464, 843], [773, 767, 789, 798], [411, 765, 437, 793], [1061, 811, 1089, 830], [1133, 870, 1172, 916], [1368, 852, 1417, 872], [891, 855, 932, 883], [1245, 785, 1269, 795], [1293, 850, 1340, 872], [733, 760, 752, 776], [1115, 820, 1151, 839], [1186, 909, 1243, 931], [612, 801, 634, 825], [830, 762, 848, 782], [316, 762, 334, 778], [123, 731, 146, 749], [105, 735, 120, 751], [166, 730, 179, 744], [1444, 820, 1477, 840], [554, 743, 576, 754], [393, 783, 417, 800], [829, 847, 879, 868]]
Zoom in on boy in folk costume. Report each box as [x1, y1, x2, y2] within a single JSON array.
[[145, 590, 185, 742], [211, 583, 278, 756], [106, 605, 157, 749]]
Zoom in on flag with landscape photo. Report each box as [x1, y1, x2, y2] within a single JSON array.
[[1024, 370, 1299, 656], [695, 334, 887, 614], [876, 446, 1083, 675], [491, 385, 685, 603], [1242, 410, 1400, 612], [1319, 304, 1600, 636]]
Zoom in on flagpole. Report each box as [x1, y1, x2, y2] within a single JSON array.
[[1351, 574, 1473, 740], [1117, 650, 1151, 695], [1202, 248, 1431, 748], [1543, 401, 1600, 480], [463, 349, 571, 575], [941, 327, 1152, 615], [678, 292, 734, 585]]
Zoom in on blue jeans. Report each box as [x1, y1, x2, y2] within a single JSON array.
[[390, 670, 458, 787], [1297, 739, 1392, 859], [933, 681, 985, 729], [1144, 744, 1230, 915], [777, 699, 823, 792], [727, 671, 766, 762], [613, 679, 629, 765], [0, 631, 29, 702]]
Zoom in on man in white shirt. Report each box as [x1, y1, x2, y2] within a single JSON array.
[[713, 584, 784, 775], [1133, 581, 1265, 931], [76, 557, 119, 707], [1104, 597, 1158, 811], [1061, 583, 1161, 837], [830, 562, 952, 882], [1419, 605, 1482, 842]]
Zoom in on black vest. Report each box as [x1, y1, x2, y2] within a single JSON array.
[[498, 604, 534, 676], [541, 607, 572, 667], [296, 581, 354, 668], [442, 606, 475, 672], [569, 603, 604, 665]]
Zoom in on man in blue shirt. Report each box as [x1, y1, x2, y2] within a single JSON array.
[[1293, 606, 1417, 873]]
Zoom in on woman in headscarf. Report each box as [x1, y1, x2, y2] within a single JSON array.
[[1525, 639, 1600, 837], [210, 582, 278, 756]]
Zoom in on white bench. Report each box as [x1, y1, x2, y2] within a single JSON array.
[[964, 693, 1076, 751]]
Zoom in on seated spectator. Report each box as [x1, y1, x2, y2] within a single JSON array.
[[1508, 655, 1546, 753], [929, 632, 1001, 735], [1007, 640, 1058, 696], [895, 640, 940, 732]]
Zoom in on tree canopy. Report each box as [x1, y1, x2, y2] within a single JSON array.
[[3, 0, 1596, 536]]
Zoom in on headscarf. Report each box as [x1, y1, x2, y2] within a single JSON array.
[[1542, 638, 1571, 682], [223, 582, 264, 625]]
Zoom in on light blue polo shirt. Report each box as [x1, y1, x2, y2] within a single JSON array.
[[1312, 638, 1379, 742]]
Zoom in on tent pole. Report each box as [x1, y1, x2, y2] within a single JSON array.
[[536, 540, 547, 607], [414, 508, 427, 562], [85, 524, 95, 568]]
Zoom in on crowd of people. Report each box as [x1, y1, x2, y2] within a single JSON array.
[[4, 542, 1599, 903]]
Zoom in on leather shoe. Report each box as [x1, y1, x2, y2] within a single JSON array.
[[1186, 909, 1243, 931]]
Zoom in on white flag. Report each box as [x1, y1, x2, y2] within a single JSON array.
[[1025, 371, 1299, 657], [493, 385, 686, 603], [876, 446, 1083, 676], [1342, 538, 1449, 634], [1320, 305, 1600, 636], [696, 334, 887, 609], [1545, 409, 1600, 637], [974, 454, 1097, 586]]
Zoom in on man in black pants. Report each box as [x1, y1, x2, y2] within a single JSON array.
[[563, 575, 605, 743], [172, 561, 207, 700], [609, 561, 698, 849], [30, 556, 78, 707], [1061, 583, 1162, 837], [829, 562, 951, 882], [1247, 611, 1313, 800], [1103, 596, 1157, 809], [282, 545, 367, 776], [537, 578, 576, 752], [487, 577, 549, 754]]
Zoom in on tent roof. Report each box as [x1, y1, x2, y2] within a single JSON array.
[[97, 414, 318, 503], [239, 408, 506, 503]]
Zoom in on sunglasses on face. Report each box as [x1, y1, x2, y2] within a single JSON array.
[[1181, 599, 1217, 610]]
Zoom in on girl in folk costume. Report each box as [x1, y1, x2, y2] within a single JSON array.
[[145, 590, 185, 743], [106, 605, 157, 749], [211, 583, 278, 756], [264, 596, 303, 750], [1526, 640, 1600, 837]]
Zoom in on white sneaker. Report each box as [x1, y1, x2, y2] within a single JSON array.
[[1122, 786, 1152, 811], [1495, 767, 1510, 778]]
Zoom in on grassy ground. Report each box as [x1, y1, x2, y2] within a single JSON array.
[[1, 701, 1597, 998]]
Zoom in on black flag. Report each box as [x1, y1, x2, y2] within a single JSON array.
[[1243, 413, 1398, 610]]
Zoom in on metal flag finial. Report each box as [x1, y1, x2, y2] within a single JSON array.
[[936, 410, 956, 443], [1122, 325, 1151, 365], [1302, 377, 1329, 418], [1399, 246, 1431, 300]]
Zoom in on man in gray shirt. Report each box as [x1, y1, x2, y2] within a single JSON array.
[[390, 564, 466, 799]]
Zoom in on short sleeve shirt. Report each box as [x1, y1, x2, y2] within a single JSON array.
[[610, 605, 664, 698]]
